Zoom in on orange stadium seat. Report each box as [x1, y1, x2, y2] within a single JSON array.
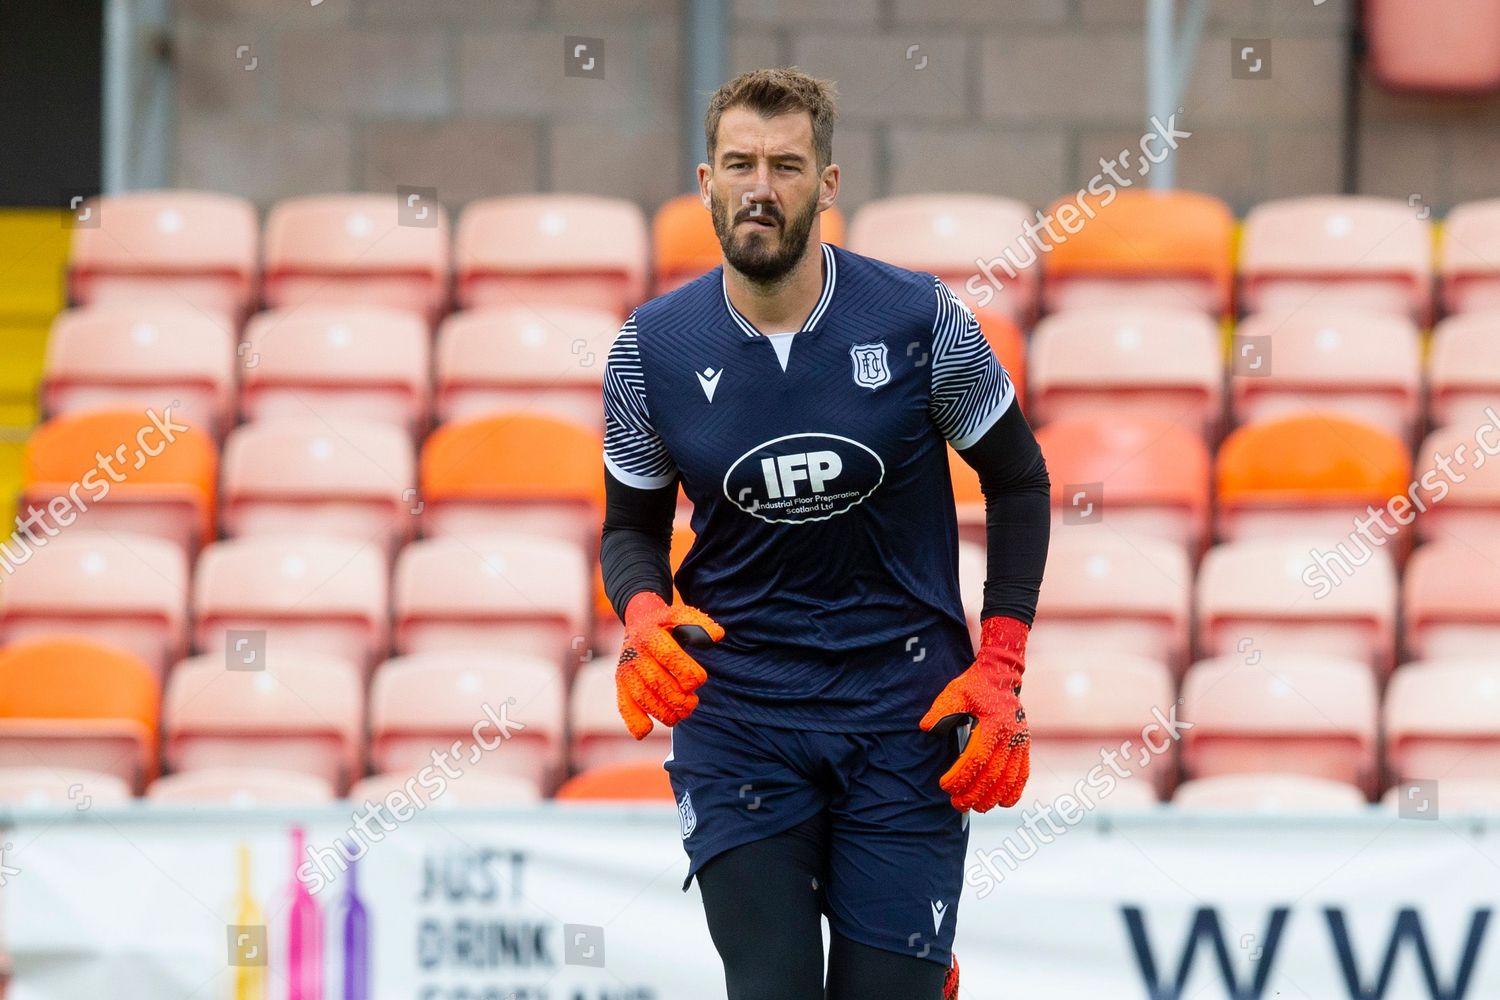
[[1027, 306, 1222, 437], [1239, 196, 1434, 324], [0, 638, 159, 793], [1216, 413, 1412, 547], [1230, 308, 1422, 442], [652, 193, 846, 295], [22, 409, 218, 553], [1173, 774, 1367, 811], [148, 768, 336, 805], [1402, 540, 1500, 661], [0, 531, 188, 680], [1366, 0, 1500, 94], [393, 534, 590, 668], [569, 653, 670, 772], [66, 190, 258, 322], [239, 306, 431, 435], [0, 767, 133, 807], [1441, 198, 1500, 314], [555, 760, 675, 801], [1428, 311, 1500, 430], [1412, 423, 1500, 544], [1385, 659, 1500, 784], [1195, 539, 1398, 676], [347, 768, 542, 807], [42, 305, 237, 439], [193, 536, 390, 676], [1024, 650, 1176, 797], [220, 418, 416, 553], [1041, 189, 1236, 318], [434, 304, 616, 429], [262, 194, 451, 322], [1180, 653, 1379, 796], [419, 413, 605, 552], [455, 195, 647, 317], [369, 651, 565, 795], [163, 650, 363, 793], [1034, 415, 1211, 557], [1030, 531, 1193, 675]]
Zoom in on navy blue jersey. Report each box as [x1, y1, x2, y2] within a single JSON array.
[[603, 243, 1015, 731]]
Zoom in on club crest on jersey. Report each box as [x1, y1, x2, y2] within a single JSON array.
[[849, 341, 891, 389]]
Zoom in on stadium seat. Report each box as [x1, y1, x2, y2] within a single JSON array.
[[1027, 306, 1222, 438], [570, 653, 669, 772], [652, 193, 846, 295], [1402, 540, 1500, 661], [347, 769, 542, 808], [1040, 189, 1236, 318], [1385, 659, 1500, 784], [1441, 199, 1500, 314], [220, 418, 417, 553], [1230, 308, 1422, 442], [193, 536, 390, 676], [65, 190, 258, 322], [1195, 539, 1398, 676], [41, 305, 237, 439], [434, 304, 616, 428], [1380, 778, 1500, 812], [0, 767, 132, 807], [148, 767, 337, 805], [262, 194, 451, 322], [0, 638, 159, 793], [1180, 654, 1379, 795], [393, 534, 590, 669], [164, 650, 362, 793], [455, 195, 647, 318], [1366, 0, 1500, 94], [1216, 413, 1412, 548], [238, 306, 431, 435], [1034, 415, 1211, 558], [847, 194, 1039, 323], [0, 530, 188, 679], [22, 409, 218, 553], [1030, 531, 1193, 675], [1173, 773, 1368, 811], [1024, 650, 1176, 797], [419, 413, 605, 552], [1239, 196, 1434, 324], [554, 760, 674, 801], [369, 651, 565, 794], [1428, 311, 1500, 431], [1412, 423, 1500, 544]]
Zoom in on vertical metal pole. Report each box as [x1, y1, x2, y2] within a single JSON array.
[[102, 0, 130, 194], [1145, 0, 1176, 190], [682, 0, 729, 192]]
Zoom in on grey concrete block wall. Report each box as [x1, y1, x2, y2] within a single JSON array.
[[170, 0, 1494, 220]]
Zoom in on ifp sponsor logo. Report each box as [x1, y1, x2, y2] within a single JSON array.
[[723, 432, 884, 524]]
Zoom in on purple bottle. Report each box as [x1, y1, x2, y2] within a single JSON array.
[[337, 841, 370, 1000], [287, 827, 324, 1000]]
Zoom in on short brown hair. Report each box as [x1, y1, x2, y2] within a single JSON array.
[[704, 67, 839, 169]]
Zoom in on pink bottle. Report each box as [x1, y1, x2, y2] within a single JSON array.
[[287, 827, 324, 1000]]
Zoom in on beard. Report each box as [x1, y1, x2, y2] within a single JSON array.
[[710, 187, 819, 284]]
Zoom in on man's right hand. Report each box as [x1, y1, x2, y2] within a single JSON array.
[[615, 591, 724, 739]]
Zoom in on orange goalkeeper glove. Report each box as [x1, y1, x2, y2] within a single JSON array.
[[919, 615, 1031, 812], [615, 591, 724, 739]]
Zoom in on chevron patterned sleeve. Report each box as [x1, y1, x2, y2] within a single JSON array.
[[928, 277, 1016, 450], [603, 313, 679, 489]]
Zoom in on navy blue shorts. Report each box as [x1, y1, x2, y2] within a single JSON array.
[[663, 707, 971, 966]]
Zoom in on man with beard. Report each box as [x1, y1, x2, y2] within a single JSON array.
[[599, 68, 1050, 999]]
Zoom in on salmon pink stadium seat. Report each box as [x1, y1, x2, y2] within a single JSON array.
[[1240, 196, 1434, 324], [1366, 0, 1500, 94], [262, 194, 450, 322], [0, 767, 132, 806], [569, 653, 669, 772], [42, 305, 236, 438], [1385, 659, 1500, 784], [66, 190, 258, 322], [163, 650, 362, 793], [1174, 773, 1367, 811], [653, 193, 846, 295], [456, 195, 647, 318], [1412, 423, 1500, 544], [1180, 654, 1379, 796], [1428, 311, 1500, 430], [554, 760, 674, 801], [147, 767, 336, 805], [1041, 189, 1236, 319], [434, 304, 616, 428], [1402, 540, 1500, 661], [347, 768, 542, 808], [238, 305, 430, 435], [1441, 199, 1500, 313], [0, 638, 159, 793]]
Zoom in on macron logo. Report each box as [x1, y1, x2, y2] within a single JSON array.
[[697, 366, 722, 403], [931, 899, 948, 934]]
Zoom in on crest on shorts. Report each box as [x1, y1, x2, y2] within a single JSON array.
[[849, 341, 891, 389], [677, 790, 697, 839]]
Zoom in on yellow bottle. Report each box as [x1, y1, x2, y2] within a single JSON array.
[[233, 843, 267, 1000]]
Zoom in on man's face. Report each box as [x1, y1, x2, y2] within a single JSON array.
[[701, 106, 837, 283]]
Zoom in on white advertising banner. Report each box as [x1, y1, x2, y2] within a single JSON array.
[[3, 805, 1499, 999]]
